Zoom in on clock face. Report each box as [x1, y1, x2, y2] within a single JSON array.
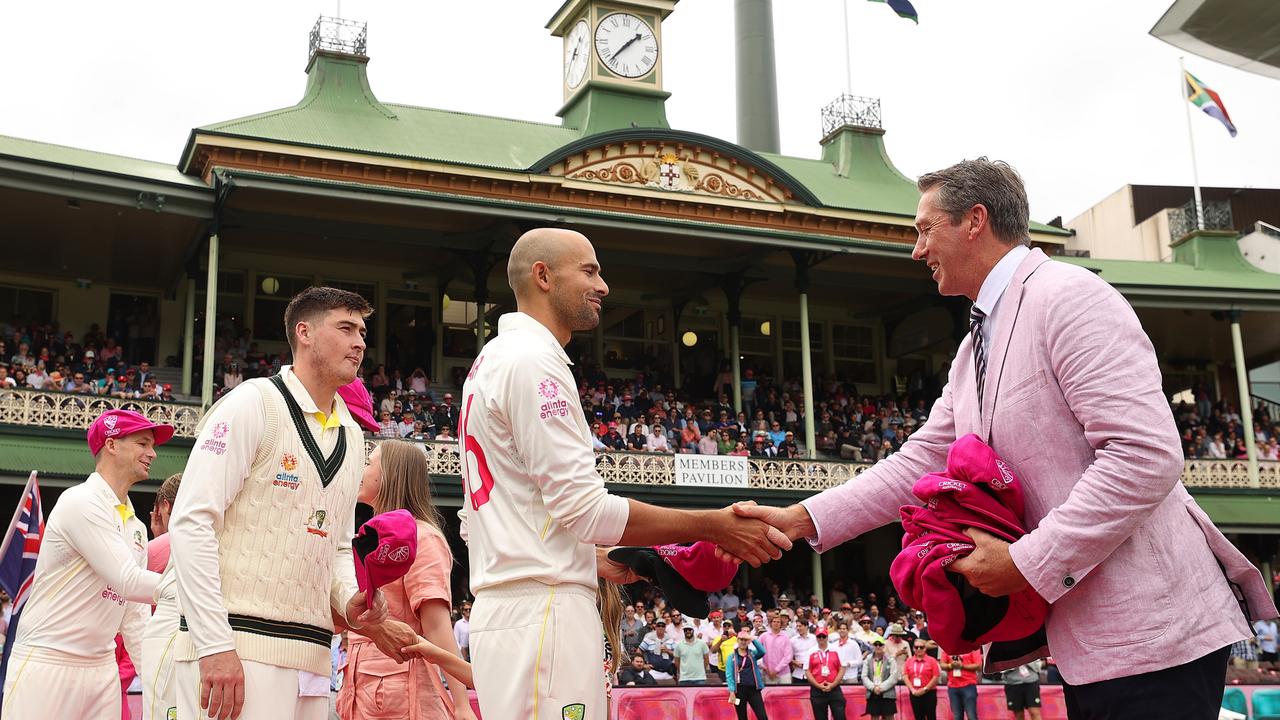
[[564, 19, 590, 89], [594, 12, 658, 79]]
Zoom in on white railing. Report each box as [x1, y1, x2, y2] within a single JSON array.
[[0, 387, 203, 439], [1, 388, 1273, 491]]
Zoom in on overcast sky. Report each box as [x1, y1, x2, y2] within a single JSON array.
[[5, 0, 1277, 222]]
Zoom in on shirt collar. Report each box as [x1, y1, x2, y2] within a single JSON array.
[[973, 244, 1031, 316], [279, 365, 358, 431], [88, 472, 135, 520], [497, 312, 574, 366]]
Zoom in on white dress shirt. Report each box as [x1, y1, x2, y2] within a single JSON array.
[[972, 244, 1031, 348]]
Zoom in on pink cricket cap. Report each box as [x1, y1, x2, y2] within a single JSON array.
[[352, 509, 418, 609], [87, 409, 175, 456], [655, 541, 740, 592], [338, 380, 379, 434]]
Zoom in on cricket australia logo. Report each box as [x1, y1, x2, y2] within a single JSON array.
[[992, 459, 1015, 490], [561, 703, 586, 720], [306, 509, 329, 538], [376, 543, 412, 563], [104, 414, 120, 437]]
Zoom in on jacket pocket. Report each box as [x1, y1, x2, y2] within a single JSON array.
[[998, 370, 1047, 409], [351, 650, 412, 719], [1071, 530, 1173, 648]]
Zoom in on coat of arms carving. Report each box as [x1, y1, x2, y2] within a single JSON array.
[[641, 152, 699, 192]]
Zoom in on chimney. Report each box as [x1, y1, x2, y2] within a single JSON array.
[[734, 0, 780, 153]]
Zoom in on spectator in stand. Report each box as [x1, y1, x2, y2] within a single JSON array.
[[1230, 636, 1259, 671], [832, 622, 864, 684], [222, 362, 243, 392], [377, 410, 399, 439], [883, 623, 911, 664], [647, 424, 670, 453], [433, 392, 459, 433], [768, 421, 786, 448], [640, 619, 677, 681], [453, 602, 471, 661], [396, 411, 416, 438], [939, 648, 982, 720], [862, 638, 899, 720], [713, 619, 739, 672], [902, 638, 940, 720], [698, 429, 720, 455], [778, 431, 800, 458], [1000, 661, 1043, 720], [674, 625, 710, 686], [621, 605, 645, 657], [866, 605, 888, 634], [790, 618, 818, 684], [627, 424, 648, 452], [601, 422, 625, 451], [619, 654, 658, 686], [408, 368, 430, 395], [726, 629, 768, 720], [435, 425, 453, 442], [760, 614, 792, 685], [806, 628, 847, 720], [1256, 616, 1279, 663]]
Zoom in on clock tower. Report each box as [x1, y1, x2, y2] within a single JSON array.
[[547, 0, 677, 133]]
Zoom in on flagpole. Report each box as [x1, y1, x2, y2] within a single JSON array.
[[1179, 57, 1206, 231], [843, 0, 852, 94]]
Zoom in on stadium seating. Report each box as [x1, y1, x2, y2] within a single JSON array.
[[1223, 687, 1249, 718], [1253, 688, 1280, 720]]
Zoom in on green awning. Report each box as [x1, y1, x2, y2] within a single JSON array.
[[1190, 490, 1280, 531], [0, 432, 191, 482]]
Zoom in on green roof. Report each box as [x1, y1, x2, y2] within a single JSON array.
[[189, 52, 580, 172], [1060, 231, 1280, 293], [0, 134, 206, 189], [0, 431, 190, 481]]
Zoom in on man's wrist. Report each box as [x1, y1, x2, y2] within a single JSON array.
[[785, 504, 817, 542]]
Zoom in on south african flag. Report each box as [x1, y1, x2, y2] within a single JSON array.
[[1185, 71, 1237, 137]]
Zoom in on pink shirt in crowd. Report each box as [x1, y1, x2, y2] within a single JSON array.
[[759, 629, 793, 677]]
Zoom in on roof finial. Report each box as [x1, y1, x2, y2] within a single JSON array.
[[309, 16, 367, 60]]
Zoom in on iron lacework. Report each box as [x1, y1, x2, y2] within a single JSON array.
[[309, 16, 368, 58], [821, 94, 883, 136]]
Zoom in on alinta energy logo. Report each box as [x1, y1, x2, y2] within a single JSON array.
[[538, 377, 569, 420], [274, 453, 301, 490], [200, 421, 230, 456]]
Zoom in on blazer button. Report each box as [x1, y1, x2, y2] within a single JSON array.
[[1062, 576, 1075, 588]]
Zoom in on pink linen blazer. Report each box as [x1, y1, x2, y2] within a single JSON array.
[[802, 248, 1277, 685]]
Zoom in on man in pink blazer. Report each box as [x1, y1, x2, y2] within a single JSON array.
[[737, 159, 1277, 719]]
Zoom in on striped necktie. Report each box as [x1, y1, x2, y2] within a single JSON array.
[[970, 306, 987, 407]]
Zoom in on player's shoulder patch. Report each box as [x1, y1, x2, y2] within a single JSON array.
[[562, 703, 586, 720]]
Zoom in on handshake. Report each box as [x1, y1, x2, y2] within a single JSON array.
[[709, 501, 814, 567]]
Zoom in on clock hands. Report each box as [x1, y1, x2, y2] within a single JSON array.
[[614, 32, 643, 58]]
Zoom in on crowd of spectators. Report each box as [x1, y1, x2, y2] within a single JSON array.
[[1174, 390, 1280, 461], [0, 322, 174, 401]]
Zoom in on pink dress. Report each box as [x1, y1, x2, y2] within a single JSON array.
[[337, 521, 456, 720]]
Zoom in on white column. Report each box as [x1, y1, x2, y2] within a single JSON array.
[[669, 309, 681, 390], [810, 548, 823, 612], [181, 277, 196, 397], [799, 293, 817, 458], [200, 234, 219, 408], [1230, 310, 1260, 488]]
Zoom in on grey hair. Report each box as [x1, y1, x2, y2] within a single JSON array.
[[917, 158, 1030, 246]]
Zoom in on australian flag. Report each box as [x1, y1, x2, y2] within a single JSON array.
[[0, 472, 44, 710]]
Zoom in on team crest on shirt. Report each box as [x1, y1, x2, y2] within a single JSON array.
[[274, 454, 301, 490], [133, 530, 144, 551], [166, 708, 177, 720], [306, 509, 329, 538], [562, 703, 585, 720]]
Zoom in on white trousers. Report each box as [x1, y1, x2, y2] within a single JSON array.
[[1, 644, 118, 720], [471, 580, 606, 720], [139, 634, 177, 720], [174, 658, 327, 720]]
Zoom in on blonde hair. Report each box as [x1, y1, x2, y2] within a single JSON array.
[[156, 473, 182, 507], [599, 579, 625, 674], [372, 440, 443, 531]]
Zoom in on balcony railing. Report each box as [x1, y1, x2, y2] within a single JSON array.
[[1, 388, 1273, 491], [1169, 199, 1234, 239]]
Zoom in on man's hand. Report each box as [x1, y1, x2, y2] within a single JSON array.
[[715, 502, 814, 564], [198, 650, 245, 720], [345, 588, 389, 629], [596, 546, 642, 584], [948, 528, 1029, 597], [362, 618, 419, 663], [710, 505, 792, 567]]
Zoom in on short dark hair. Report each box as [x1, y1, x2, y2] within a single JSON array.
[[917, 158, 1030, 246], [283, 287, 373, 352]]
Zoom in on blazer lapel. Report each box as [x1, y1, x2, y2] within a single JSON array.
[[980, 248, 1051, 441]]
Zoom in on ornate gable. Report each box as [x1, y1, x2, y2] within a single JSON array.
[[534, 129, 821, 207]]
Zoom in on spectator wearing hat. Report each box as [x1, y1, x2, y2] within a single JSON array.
[[883, 623, 911, 664], [750, 435, 778, 458], [601, 422, 625, 451], [939, 648, 983, 720], [999, 660, 1043, 720], [618, 653, 658, 687], [3, 409, 171, 718], [862, 637, 899, 720], [433, 392, 458, 432], [712, 619, 740, 675], [760, 614, 793, 685], [806, 627, 847, 719], [903, 638, 941, 720], [853, 616, 881, 647], [674, 625, 710, 686], [726, 629, 769, 720], [778, 431, 800, 458], [640, 619, 677, 680]]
